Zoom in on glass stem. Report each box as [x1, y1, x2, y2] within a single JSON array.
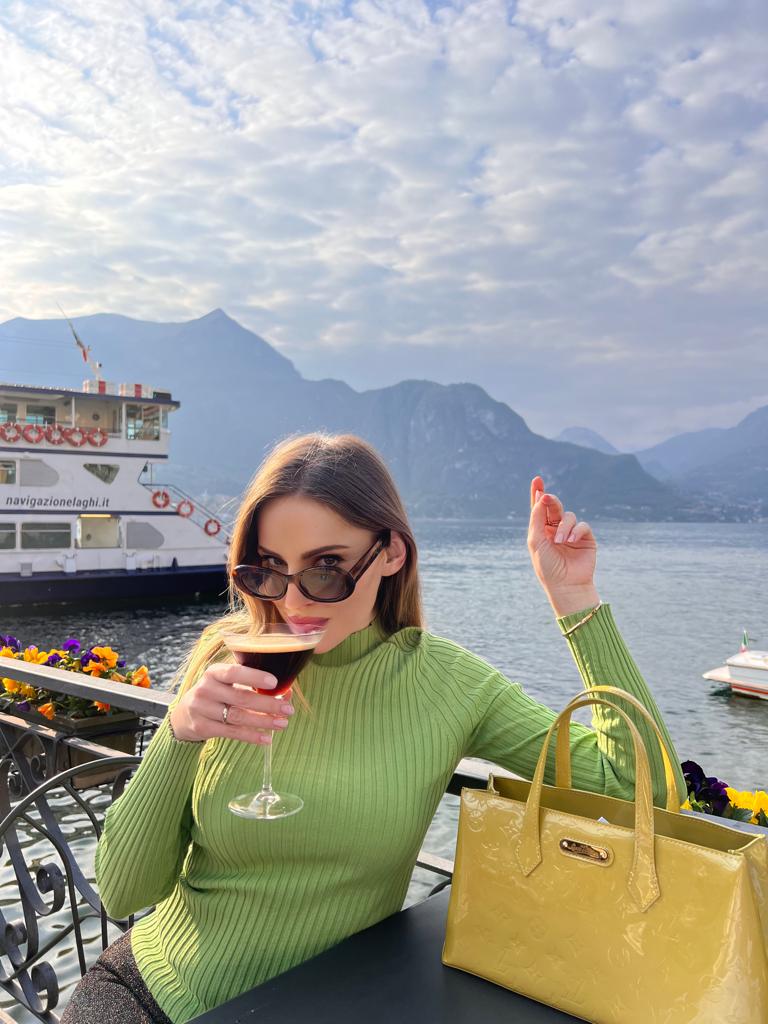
[[260, 732, 275, 798]]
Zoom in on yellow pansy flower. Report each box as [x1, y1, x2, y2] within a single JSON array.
[[726, 787, 768, 824], [91, 646, 119, 669], [2, 678, 21, 694], [19, 685, 38, 700], [131, 665, 151, 688], [0, 646, 18, 659], [38, 702, 56, 720], [23, 647, 49, 664], [93, 700, 111, 713]]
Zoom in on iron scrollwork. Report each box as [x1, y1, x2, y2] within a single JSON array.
[[0, 714, 144, 1022]]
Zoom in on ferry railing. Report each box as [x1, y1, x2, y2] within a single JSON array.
[[140, 481, 231, 539], [0, 661, 489, 1021]]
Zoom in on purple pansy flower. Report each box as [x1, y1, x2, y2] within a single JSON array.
[[80, 650, 97, 667], [681, 760, 705, 790], [46, 653, 62, 666], [681, 759, 731, 816], [1, 635, 21, 651], [61, 638, 81, 654], [16, 700, 30, 711], [117, 659, 126, 668]]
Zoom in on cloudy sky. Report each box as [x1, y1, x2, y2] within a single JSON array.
[[1, 0, 766, 449]]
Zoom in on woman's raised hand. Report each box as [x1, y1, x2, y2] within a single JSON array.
[[527, 475, 600, 617], [169, 663, 294, 744]]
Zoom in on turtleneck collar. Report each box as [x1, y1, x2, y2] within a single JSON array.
[[310, 620, 389, 669]]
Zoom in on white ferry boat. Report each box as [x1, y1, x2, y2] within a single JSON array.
[[0, 378, 230, 605]]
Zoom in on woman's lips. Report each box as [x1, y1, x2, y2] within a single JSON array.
[[286, 616, 329, 632]]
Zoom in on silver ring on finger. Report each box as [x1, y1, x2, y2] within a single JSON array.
[[221, 703, 230, 725]]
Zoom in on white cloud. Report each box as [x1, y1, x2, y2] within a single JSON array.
[[0, 0, 766, 447]]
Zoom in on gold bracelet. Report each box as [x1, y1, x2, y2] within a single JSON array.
[[561, 601, 603, 638]]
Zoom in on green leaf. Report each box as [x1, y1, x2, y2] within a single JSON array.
[[725, 804, 755, 823]]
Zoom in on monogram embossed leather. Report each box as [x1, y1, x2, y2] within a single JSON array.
[[443, 686, 768, 1023]]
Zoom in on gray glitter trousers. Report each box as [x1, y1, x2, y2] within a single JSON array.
[[61, 930, 173, 1024]]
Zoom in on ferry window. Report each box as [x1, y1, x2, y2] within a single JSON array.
[[126, 404, 161, 441], [19, 460, 60, 486], [84, 463, 120, 484], [0, 523, 14, 549], [0, 461, 16, 485], [25, 404, 57, 426], [0, 403, 17, 423], [77, 515, 120, 549], [126, 521, 164, 549], [21, 522, 71, 549]]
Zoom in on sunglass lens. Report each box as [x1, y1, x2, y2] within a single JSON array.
[[236, 568, 284, 598], [301, 567, 349, 601]]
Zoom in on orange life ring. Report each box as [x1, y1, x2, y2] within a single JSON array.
[[204, 518, 221, 536], [46, 424, 66, 445], [87, 427, 109, 447], [177, 499, 194, 518], [22, 423, 45, 444], [0, 422, 22, 443], [152, 490, 171, 509], [62, 426, 87, 447]]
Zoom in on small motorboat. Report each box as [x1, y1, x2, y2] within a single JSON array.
[[703, 633, 768, 700]]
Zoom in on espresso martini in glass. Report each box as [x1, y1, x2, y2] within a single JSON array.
[[221, 624, 325, 820]]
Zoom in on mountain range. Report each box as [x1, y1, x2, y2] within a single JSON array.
[[1, 311, 764, 520], [556, 411, 767, 520], [555, 427, 620, 456]]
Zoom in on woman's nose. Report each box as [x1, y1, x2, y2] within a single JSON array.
[[283, 581, 309, 609]]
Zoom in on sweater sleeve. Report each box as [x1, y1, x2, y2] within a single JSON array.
[[465, 603, 685, 808], [95, 708, 203, 919]]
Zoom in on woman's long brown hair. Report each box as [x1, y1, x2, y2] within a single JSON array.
[[175, 433, 423, 695]]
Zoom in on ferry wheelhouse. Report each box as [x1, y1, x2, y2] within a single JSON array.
[[0, 380, 229, 605]]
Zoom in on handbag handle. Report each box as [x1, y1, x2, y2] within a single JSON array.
[[516, 695, 671, 912], [554, 685, 682, 813]]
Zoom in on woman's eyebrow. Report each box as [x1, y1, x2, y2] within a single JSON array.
[[257, 544, 352, 559]]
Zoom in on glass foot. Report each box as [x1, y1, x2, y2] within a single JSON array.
[[228, 790, 304, 820]]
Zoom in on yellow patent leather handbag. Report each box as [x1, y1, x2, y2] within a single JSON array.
[[442, 686, 768, 1023]]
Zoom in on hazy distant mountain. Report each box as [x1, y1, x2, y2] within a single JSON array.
[[0, 310, 697, 520], [634, 427, 729, 480], [635, 406, 768, 510], [555, 427, 620, 456]]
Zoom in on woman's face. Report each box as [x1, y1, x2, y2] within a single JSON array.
[[254, 495, 406, 653]]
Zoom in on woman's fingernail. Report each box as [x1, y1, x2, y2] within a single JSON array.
[[567, 531, 577, 543], [280, 703, 294, 715], [258, 733, 273, 744], [273, 717, 289, 729], [260, 675, 277, 689], [554, 529, 564, 544]]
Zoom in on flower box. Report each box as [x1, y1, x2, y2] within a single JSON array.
[[0, 634, 153, 785]]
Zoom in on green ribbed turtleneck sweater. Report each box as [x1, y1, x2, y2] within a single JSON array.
[[95, 605, 683, 1023]]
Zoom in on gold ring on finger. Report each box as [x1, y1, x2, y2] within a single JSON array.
[[221, 703, 230, 724]]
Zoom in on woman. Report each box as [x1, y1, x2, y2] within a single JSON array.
[[64, 433, 683, 1024]]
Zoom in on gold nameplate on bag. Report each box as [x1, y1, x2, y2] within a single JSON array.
[[559, 837, 612, 865]]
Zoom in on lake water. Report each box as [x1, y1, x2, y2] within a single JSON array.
[[3, 519, 768, 1019]]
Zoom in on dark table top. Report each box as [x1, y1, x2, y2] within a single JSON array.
[[190, 887, 579, 1023]]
